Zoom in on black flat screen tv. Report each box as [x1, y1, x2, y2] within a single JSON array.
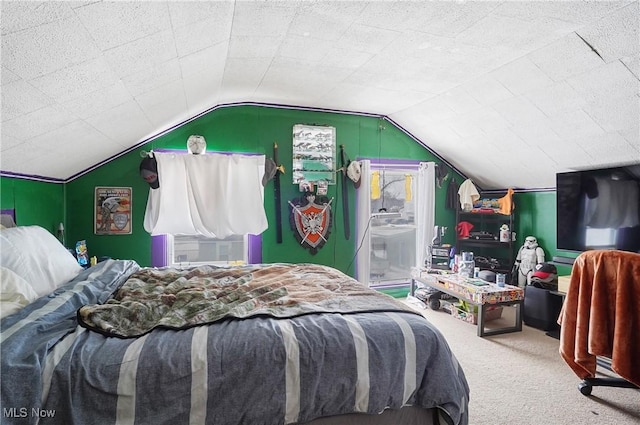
[[556, 164, 640, 253]]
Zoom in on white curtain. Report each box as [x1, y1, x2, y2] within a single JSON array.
[[355, 160, 372, 285], [416, 162, 436, 268], [143, 152, 268, 237]]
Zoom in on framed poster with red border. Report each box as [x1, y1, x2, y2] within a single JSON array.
[[94, 187, 132, 234]]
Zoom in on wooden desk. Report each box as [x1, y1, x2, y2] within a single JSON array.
[[411, 269, 524, 337]]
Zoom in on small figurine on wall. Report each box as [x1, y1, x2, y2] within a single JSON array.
[[513, 236, 545, 287]]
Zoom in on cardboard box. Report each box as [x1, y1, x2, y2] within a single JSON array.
[[557, 275, 571, 294], [450, 302, 503, 325]]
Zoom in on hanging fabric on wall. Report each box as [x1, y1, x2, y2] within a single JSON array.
[[446, 177, 459, 210], [416, 162, 435, 269], [405, 174, 412, 202], [355, 160, 372, 285], [143, 152, 268, 237], [458, 178, 480, 212], [497, 187, 515, 215], [371, 171, 381, 200]]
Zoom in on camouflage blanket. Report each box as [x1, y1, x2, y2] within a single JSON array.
[[78, 263, 416, 338]]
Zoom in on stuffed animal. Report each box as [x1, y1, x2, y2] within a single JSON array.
[[513, 236, 545, 287]]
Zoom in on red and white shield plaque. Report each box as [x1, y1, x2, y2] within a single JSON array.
[[289, 196, 333, 254]]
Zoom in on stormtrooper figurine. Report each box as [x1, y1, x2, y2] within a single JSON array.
[[513, 236, 545, 287]]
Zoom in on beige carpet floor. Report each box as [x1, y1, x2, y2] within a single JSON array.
[[404, 298, 640, 425]]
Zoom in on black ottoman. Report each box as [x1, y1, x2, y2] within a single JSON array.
[[523, 285, 563, 331]]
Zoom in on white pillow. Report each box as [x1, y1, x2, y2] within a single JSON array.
[[0, 226, 82, 297], [1, 266, 39, 318]]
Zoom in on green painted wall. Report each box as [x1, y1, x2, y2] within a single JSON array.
[[513, 191, 577, 276], [1, 107, 580, 279], [64, 150, 146, 263], [0, 177, 65, 235], [61, 105, 455, 274]]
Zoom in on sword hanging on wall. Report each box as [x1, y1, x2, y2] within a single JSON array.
[[340, 144, 350, 240], [273, 142, 285, 243]]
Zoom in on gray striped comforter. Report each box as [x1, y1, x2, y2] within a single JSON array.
[[1, 260, 469, 425]]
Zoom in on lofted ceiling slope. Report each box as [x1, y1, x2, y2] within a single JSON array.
[[1, 0, 639, 190]]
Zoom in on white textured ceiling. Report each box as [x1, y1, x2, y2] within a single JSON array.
[[1, 0, 638, 190]]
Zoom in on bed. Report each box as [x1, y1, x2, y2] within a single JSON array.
[[1, 225, 469, 425]]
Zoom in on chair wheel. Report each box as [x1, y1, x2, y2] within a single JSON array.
[[578, 382, 592, 396]]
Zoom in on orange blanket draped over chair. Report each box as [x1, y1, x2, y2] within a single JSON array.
[[558, 250, 640, 387]]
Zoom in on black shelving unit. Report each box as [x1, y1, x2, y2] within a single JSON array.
[[456, 209, 515, 283]]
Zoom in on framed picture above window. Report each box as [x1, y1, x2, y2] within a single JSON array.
[[292, 124, 336, 185]]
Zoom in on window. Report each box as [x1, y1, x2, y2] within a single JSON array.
[[151, 234, 262, 267], [170, 234, 247, 266], [369, 167, 417, 284]]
